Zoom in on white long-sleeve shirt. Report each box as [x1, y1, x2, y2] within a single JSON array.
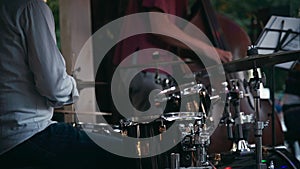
[[0, 0, 79, 154]]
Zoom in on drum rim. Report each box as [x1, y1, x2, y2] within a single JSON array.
[[162, 111, 203, 121]]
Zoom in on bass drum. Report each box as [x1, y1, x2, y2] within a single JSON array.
[[214, 147, 300, 169]]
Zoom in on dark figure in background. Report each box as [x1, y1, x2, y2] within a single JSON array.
[[0, 0, 130, 168], [282, 60, 300, 159], [108, 0, 232, 169], [110, 0, 232, 121]]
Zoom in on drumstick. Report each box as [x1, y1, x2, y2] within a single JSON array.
[[54, 109, 112, 116]]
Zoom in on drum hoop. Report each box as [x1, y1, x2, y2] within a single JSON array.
[[162, 112, 203, 121]]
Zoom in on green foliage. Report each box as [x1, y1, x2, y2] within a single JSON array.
[[211, 0, 300, 34], [210, 0, 299, 92], [46, 0, 60, 49]]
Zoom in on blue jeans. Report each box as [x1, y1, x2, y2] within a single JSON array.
[[0, 123, 134, 169]]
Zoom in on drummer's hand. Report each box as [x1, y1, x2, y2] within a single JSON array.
[[216, 48, 232, 63]]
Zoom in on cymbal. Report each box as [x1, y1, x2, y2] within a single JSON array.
[[125, 114, 162, 124], [223, 50, 300, 73], [54, 110, 112, 116], [119, 60, 185, 69]]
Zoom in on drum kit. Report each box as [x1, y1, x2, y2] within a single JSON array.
[[58, 50, 300, 169]]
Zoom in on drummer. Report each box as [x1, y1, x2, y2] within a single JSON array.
[[0, 1, 131, 169]]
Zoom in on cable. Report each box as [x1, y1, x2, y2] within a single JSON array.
[[273, 149, 298, 169]]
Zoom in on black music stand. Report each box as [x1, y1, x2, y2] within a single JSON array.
[[256, 15, 300, 68], [255, 15, 300, 162]]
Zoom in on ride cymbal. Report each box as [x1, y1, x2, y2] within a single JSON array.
[[223, 50, 300, 73]]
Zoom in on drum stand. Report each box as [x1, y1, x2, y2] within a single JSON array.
[[220, 80, 253, 153], [249, 67, 268, 169], [178, 121, 214, 169], [170, 85, 215, 169], [194, 136, 213, 169], [175, 92, 215, 169]]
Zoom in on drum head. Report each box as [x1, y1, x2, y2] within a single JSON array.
[[76, 122, 120, 134], [126, 114, 162, 124], [162, 112, 203, 121]]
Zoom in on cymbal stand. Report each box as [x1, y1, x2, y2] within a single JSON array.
[[230, 79, 252, 153], [249, 67, 268, 169]]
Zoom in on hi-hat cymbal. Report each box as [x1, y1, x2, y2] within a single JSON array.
[[76, 81, 108, 88], [54, 110, 112, 116], [223, 50, 300, 73], [76, 81, 108, 90], [77, 81, 107, 85]]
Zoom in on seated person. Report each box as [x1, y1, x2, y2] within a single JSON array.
[[282, 60, 300, 159]]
